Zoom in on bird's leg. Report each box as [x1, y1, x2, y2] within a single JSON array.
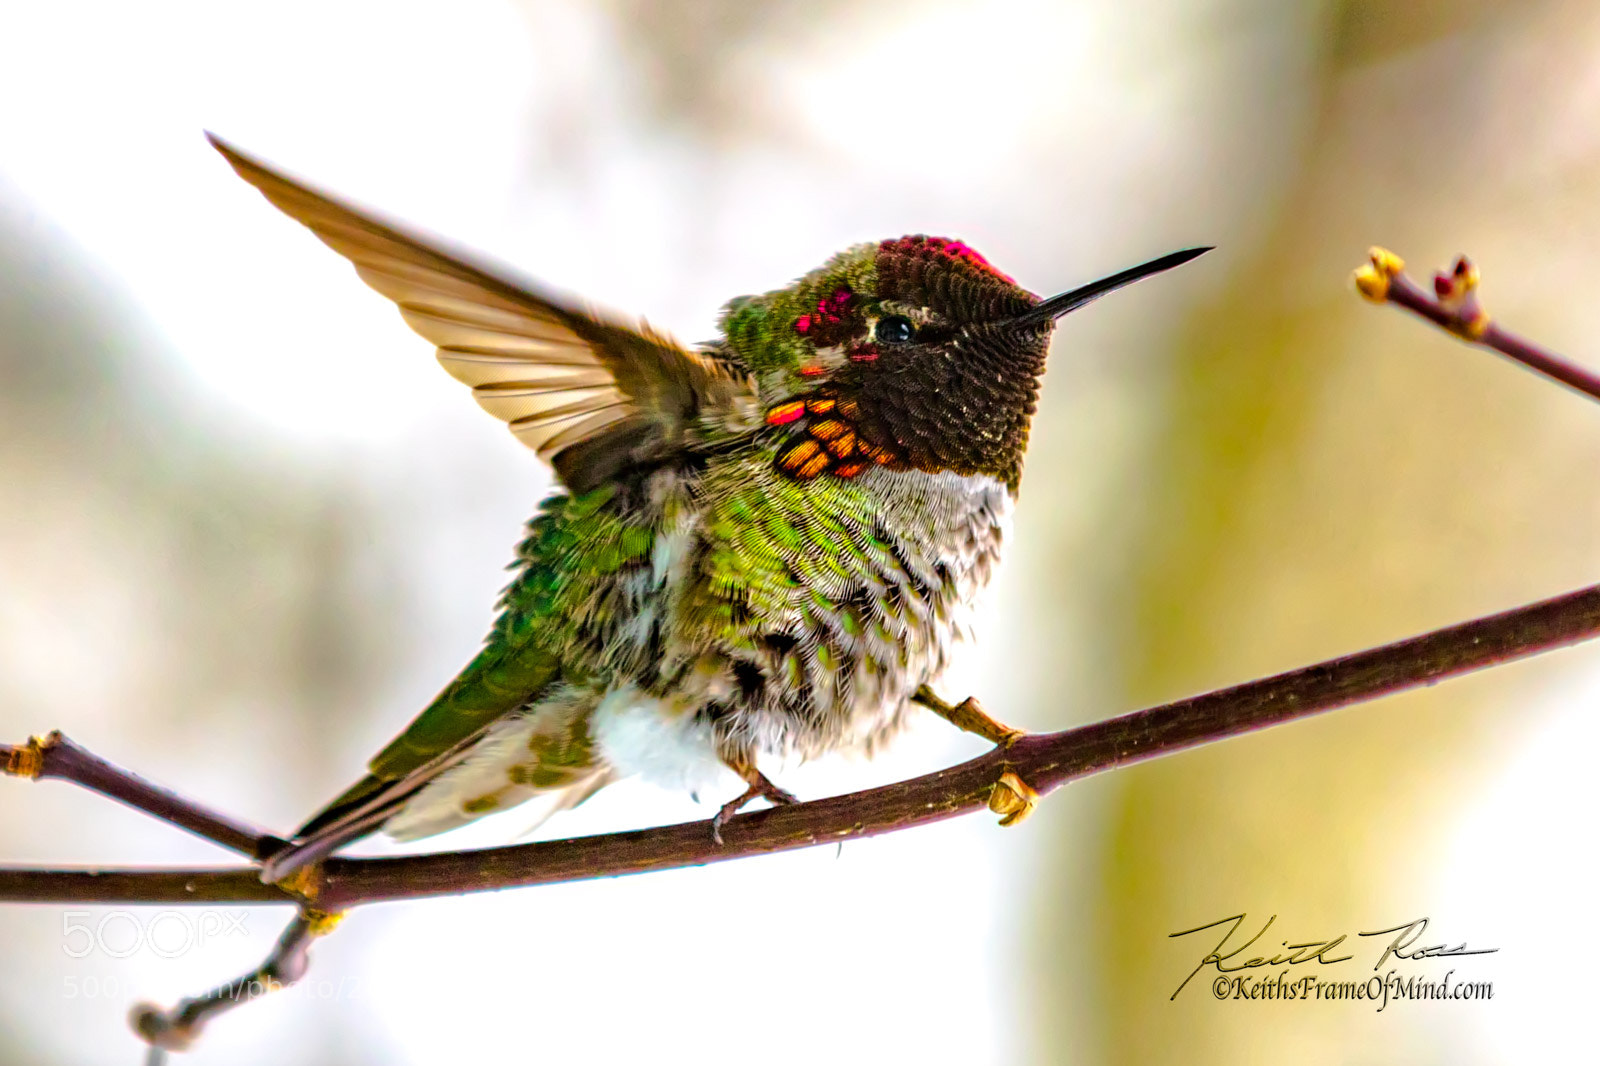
[[711, 749, 798, 845], [912, 685, 1027, 747], [912, 685, 1037, 826]]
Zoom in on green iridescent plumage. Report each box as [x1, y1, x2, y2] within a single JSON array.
[[205, 134, 1206, 881], [374, 484, 640, 777], [721, 244, 878, 376]]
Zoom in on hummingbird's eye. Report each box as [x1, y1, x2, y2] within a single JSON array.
[[875, 315, 916, 344]]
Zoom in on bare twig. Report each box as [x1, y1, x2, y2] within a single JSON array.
[[0, 732, 278, 859], [5, 578, 1600, 909], [1353, 247, 1600, 403], [130, 909, 340, 1054]]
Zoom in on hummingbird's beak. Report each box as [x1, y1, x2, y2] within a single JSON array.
[[1003, 246, 1212, 330]]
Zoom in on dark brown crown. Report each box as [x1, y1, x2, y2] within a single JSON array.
[[874, 236, 1037, 324], [848, 237, 1046, 490], [766, 239, 1210, 492], [766, 236, 1051, 492]]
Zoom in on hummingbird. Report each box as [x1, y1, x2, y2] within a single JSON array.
[[204, 134, 1209, 883]]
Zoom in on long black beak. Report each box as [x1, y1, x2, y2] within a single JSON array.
[[1004, 246, 1212, 330]]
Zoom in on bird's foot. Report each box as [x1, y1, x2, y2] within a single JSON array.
[[913, 685, 1027, 747], [988, 771, 1038, 827], [711, 769, 798, 845]]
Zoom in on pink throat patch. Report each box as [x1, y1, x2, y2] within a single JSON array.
[[793, 286, 858, 344]]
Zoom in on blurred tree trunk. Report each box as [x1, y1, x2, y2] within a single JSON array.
[[1031, 2, 1600, 1063]]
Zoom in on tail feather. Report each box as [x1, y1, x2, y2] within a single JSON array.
[[294, 774, 389, 839], [382, 693, 607, 840], [260, 713, 518, 884], [259, 772, 432, 884], [258, 804, 395, 885], [261, 695, 609, 883], [385, 767, 613, 841], [260, 766, 614, 884]]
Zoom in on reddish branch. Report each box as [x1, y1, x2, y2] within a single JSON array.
[[5, 578, 1600, 909], [2, 732, 277, 860], [130, 911, 328, 1054], [1354, 247, 1600, 404]]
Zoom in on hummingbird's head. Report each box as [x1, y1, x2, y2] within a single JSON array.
[[721, 237, 1207, 491]]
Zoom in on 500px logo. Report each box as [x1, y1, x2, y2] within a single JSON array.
[[61, 910, 249, 959]]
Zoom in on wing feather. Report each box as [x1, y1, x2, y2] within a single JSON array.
[[207, 133, 754, 490], [519, 406, 633, 453]]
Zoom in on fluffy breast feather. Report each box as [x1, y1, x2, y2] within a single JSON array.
[[638, 458, 1012, 765]]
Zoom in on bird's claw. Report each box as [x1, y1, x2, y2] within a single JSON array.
[[710, 774, 798, 844]]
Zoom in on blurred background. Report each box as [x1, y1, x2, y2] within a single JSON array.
[[2, 0, 1598, 1062]]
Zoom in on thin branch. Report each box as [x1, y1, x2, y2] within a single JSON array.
[[0, 866, 286, 905], [1353, 247, 1600, 403], [5, 578, 1599, 909], [0, 732, 277, 859], [131, 909, 339, 1054]]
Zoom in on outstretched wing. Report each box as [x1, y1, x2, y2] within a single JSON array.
[[208, 133, 754, 493]]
